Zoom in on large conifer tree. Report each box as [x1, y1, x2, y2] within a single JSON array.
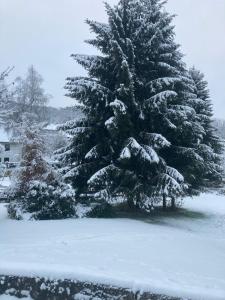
[[58, 0, 219, 215]]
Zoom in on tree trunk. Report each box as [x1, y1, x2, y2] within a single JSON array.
[[127, 197, 136, 211], [163, 195, 167, 210], [171, 197, 176, 210]]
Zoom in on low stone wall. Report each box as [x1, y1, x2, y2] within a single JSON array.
[[0, 275, 186, 300]]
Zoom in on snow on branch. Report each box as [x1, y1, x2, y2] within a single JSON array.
[[176, 147, 204, 163], [119, 138, 160, 164], [86, 20, 110, 36], [120, 146, 131, 160], [66, 77, 113, 105], [85, 145, 101, 160], [105, 116, 116, 128], [166, 166, 184, 184], [110, 99, 127, 115], [88, 164, 121, 187], [142, 145, 160, 164], [146, 90, 177, 108], [146, 77, 181, 91], [154, 171, 185, 198], [157, 62, 180, 74], [72, 54, 104, 71], [66, 127, 92, 136], [140, 133, 171, 149], [168, 105, 196, 118]]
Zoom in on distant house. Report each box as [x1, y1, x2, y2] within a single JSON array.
[[0, 128, 22, 168], [43, 123, 60, 134], [42, 124, 68, 158]]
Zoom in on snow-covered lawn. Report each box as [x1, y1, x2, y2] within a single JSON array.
[[0, 177, 11, 188], [1, 193, 225, 300], [0, 177, 11, 200], [0, 296, 32, 300]]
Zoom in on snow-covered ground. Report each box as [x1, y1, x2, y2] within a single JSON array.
[[1, 193, 225, 300], [0, 177, 11, 203], [0, 177, 11, 188], [0, 296, 32, 300]]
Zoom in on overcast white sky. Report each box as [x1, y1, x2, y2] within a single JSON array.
[[0, 0, 224, 118]]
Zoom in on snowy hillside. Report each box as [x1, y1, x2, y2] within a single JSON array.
[[1, 193, 225, 300]]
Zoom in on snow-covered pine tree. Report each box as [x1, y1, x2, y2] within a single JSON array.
[[187, 67, 224, 188], [129, 1, 219, 198], [121, 0, 207, 202], [59, 0, 196, 215], [8, 124, 75, 220]]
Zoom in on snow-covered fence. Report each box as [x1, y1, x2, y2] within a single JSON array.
[[0, 275, 185, 300]]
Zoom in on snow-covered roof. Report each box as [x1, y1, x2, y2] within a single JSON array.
[[0, 127, 11, 143], [44, 124, 59, 131]]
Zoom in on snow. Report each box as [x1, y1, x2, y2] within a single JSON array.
[[142, 145, 159, 163], [147, 90, 178, 107], [120, 147, 131, 159], [85, 145, 99, 160], [0, 177, 11, 188], [0, 177, 11, 200], [72, 54, 103, 72], [143, 133, 171, 149], [122, 138, 160, 164], [0, 127, 11, 143], [0, 296, 32, 300], [105, 117, 115, 127], [110, 99, 127, 115], [67, 77, 111, 103], [87, 164, 120, 186], [0, 193, 225, 299], [166, 166, 184, 183], [44, 124, 59, 131], [146, 77, 181, 89]]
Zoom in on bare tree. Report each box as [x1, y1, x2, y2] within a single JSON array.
[[1, 66, 51, 135], [0, 67, 14, 126], [0, 67, 13, 103], [12, 65, 51, 123], [15, 66, 50, 111]]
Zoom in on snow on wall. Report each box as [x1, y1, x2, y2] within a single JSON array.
[[0, 143, 22, 164]]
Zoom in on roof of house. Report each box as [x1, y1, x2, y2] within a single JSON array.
[[44, 124, 60, 131]]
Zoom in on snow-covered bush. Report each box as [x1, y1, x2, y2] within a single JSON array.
[[0, 163, 6, 178], [8, 126, 75, 220], [8, 180, 75, 220]]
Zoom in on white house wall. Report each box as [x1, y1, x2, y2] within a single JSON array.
[[0, 143, 22, 163]]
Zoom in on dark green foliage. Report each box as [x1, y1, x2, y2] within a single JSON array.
[[86, 202, 115, 218]]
